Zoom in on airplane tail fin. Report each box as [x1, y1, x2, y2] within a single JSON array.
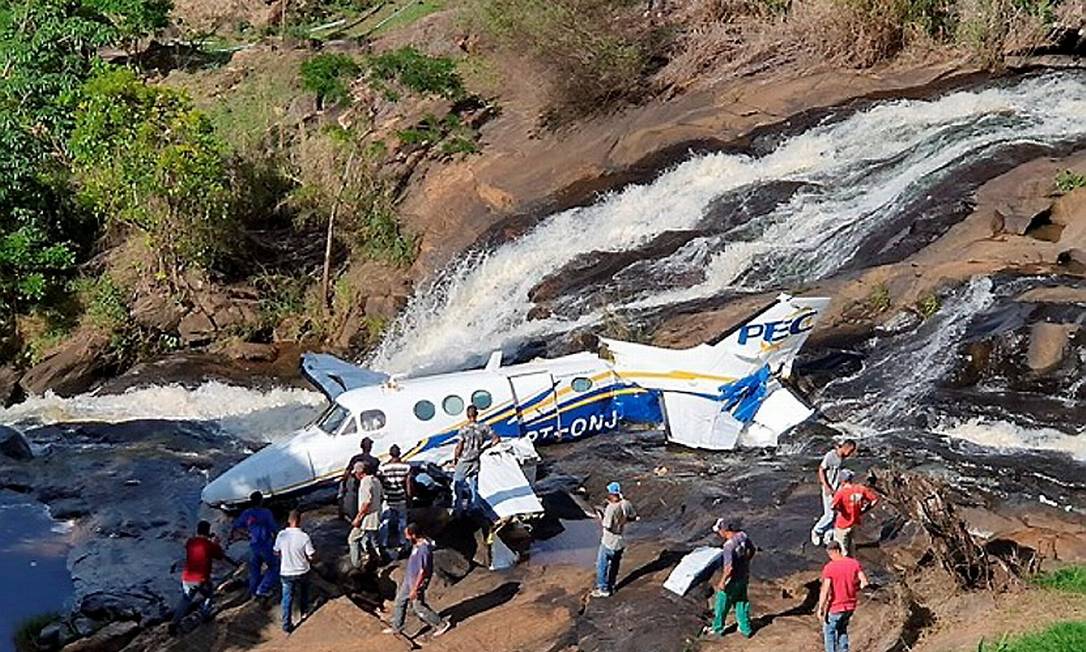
[[712, 294, 831, 378]]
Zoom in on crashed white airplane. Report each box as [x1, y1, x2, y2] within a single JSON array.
[[201, 294, 829, 509]]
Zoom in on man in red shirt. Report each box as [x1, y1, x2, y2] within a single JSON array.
[[830, 470, 878, 557], [818, 540, 869, 652], [169, 521, 239, 635]]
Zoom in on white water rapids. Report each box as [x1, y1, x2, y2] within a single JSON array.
[[371, 72, 1086, 376]]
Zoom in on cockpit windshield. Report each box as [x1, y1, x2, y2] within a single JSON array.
[[315, 404, 351, 434]]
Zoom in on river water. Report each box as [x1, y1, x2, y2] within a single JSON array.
[[2, 71, 1085, 646]]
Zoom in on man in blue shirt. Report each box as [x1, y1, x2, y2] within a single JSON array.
[[383, 523, 451, 638], [230, 491, 280, 599]]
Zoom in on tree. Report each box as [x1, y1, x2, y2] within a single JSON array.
[[70, 68, 237, 278]]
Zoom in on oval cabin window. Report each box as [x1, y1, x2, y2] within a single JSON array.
[[360, 410, 386, 431], [471, 390, 493, 410], [414, 400, 435, 421], [571, 377, 593, 392], [443, 395, 465, 415]]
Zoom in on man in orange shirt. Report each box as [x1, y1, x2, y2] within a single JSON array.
[[830, 470, 878, 557], [169, 521, 239, 635]]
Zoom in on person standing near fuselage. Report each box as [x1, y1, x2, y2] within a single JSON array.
[[452, 405, 499, 518], [274, 509, 316, 634], [230, 492, 279, 599]]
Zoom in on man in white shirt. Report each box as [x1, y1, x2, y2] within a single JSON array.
[[274, 510, 316, 633]]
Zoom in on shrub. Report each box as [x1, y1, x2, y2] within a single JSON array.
[[397, 113, 479, 156], [977, 621, 1086, 652], [1055, 169, 1086, 194], [468, 0, 657, 120], [70, 68, 237, 277], [13, 611, 61, 652], [300, 53, 361, 107], [368, 47, 465, 100], [916, 293, 941, 319]]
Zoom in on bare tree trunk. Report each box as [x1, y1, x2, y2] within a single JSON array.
[[321, 151, 357, 312]]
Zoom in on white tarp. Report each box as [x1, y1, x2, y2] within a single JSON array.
[[663, 546, 723, 596], [478, 442, 545, 518]]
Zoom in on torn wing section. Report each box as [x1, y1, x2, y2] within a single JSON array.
[[300, 352, 389, 400]]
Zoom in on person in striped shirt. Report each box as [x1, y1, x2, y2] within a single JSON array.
[[379, 445, 413, 557]]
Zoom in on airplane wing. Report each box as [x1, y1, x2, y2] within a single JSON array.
[[477, 441, 545, 518], [300, 353, 389, 400]]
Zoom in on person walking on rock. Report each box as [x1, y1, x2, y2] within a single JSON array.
[[707, 519, 755, 638], [818, 540, 870, 652], [451, 405, 499, 518], [274, 509, 316, 634], [169, 520, 239, 635], [592, 481, 637, 598], [383, 523, 451, 638], [831, 469, 879, 557], [811, 439, 857, 546], [230, 491, 279, 599], [348, 460, 383, 567], [379, 444, 412, 556]]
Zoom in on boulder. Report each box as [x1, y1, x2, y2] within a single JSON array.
[[218, 340, 279, 362], [1057, 248, 1086, 274], [39, 621, 78, 650], [0, 364, 23, 407], [1026, 322, 1078, 373], [61, 621, 139, 652], [0, 425, 32, 460], [177, 311, 215, 345], [364, 295, 408, 320], [19, 332, 111, 396], [129, 293, 184, 332], [993, 198, 1054, 235]]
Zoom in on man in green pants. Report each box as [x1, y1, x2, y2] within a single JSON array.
[[709, 519, 755, 638]]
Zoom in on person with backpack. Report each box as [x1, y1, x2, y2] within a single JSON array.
[[707, 519, 755, 639], [229, 492, 279, 599]]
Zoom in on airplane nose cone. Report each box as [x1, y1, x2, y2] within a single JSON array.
[[201, 437, 315, 507]]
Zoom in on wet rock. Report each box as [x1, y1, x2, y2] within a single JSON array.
[[62, 621, 139, 652], [39, 620, 78, 649], [129, 293, 184, 332], [1057, 248, 1086, 274], [433, 546, 472, 586], [20, 331, 112, 397], [1026, 322, 1077, 373], [0, 425, 32, 460], [217, 340, 280, 362]]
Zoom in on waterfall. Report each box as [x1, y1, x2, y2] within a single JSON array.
[[371, 73, 1086, 376]]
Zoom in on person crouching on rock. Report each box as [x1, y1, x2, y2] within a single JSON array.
[[348, 460, 383, 568], [169, 520, 240, 636], [592, 481, 638, 598], [230, 491, 280, 600], [706, 519, 754, 639], [274, 509, 316, 634], [830, 469, 879, 557], [818, 539, 870, 652], [383, 523, 452, 638]]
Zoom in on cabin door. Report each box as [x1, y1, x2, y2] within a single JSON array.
[[508, 372, 561, 442]]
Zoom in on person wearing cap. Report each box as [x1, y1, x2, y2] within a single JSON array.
[[818, 539, 869, 652], [812, 440, 857, 546], [707, 520, 755, 638], [592, 481, 638, 598], [339, 437, 379, 501], [348, 460, 384, 567], [830, 470, 878, 557]]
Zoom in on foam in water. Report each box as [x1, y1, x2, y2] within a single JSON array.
[[937, 417, 1086, 461], [0, 381, 325, 441], [372, 73, 1086, 375]]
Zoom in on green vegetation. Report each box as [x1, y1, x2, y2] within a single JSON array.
[[916, 293, 941, 319], [868, 283, 891, 312], [468, 0, 658, 121], [300, 53, 362, 107], [398, 114, 479, 156], [369, 0, 444, 36], [368, 47, 465, 100], [13, 611, 61, 652], [70, 68, 237, 275], [1055, 169, 1086, 194], [1034, 565, 1086, 595], [977, 621, 1086, 652]]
